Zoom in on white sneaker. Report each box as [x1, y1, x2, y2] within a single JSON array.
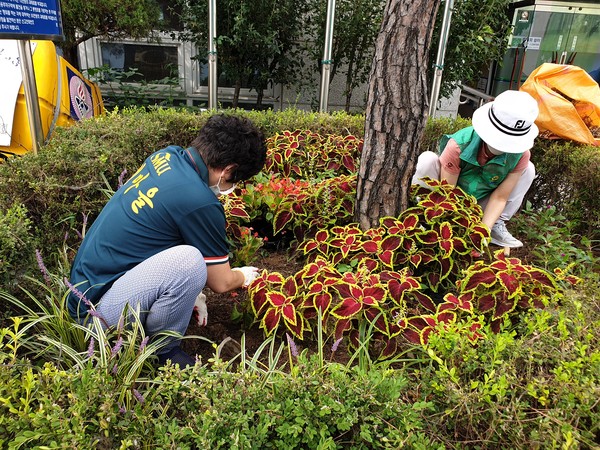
[[490, 222, 523, 248]]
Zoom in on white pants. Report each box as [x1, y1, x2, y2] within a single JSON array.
[[411, 151, 535, 222]]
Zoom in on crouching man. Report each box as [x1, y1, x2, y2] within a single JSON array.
[[68, 114, 266, 367]]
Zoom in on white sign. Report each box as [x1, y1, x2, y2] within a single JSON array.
[[527, 37, 541, 51], [0, 40, 37, 147]]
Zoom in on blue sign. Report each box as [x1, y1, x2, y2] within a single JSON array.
[[0, 0, 64, 40]]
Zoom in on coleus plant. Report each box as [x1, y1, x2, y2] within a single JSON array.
[[298, 177, 489, 293], [227, 173, 356, 242], [248, 256, 486, 359], [247, 250, 573, 359], [451, 249, 580, 332], [219, 130, 361, 250], [264, 130, 362, 179], [245, 177, 576, 359]]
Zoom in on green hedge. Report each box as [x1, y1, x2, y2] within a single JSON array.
[[526, 139, 600, 237], [1, 285, 598, 449]]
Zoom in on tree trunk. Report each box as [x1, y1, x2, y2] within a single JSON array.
[[355, 0, 441, 230], [232, 79, 241, 108]]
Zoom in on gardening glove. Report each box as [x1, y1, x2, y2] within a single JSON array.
[[193, 291, 208, 326], [232, 266, 260, 287]]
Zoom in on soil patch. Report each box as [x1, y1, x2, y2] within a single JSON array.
[[181, 251, 305, 364]]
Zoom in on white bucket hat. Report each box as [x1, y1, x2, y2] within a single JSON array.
[[471, 90, 540, 154]]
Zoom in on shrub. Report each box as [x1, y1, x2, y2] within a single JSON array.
[[0, 204, 37, 292], [418, 286, 600, 448], [527, 139, 600, 239], [1, 287, 598, 449]]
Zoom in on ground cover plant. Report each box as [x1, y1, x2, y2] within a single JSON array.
[[0, 109, 598, 448]]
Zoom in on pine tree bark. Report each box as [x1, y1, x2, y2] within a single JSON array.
[[355, 0, 441, 230]]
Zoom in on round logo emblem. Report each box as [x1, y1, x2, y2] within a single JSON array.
[[69, 76, 94, 120]]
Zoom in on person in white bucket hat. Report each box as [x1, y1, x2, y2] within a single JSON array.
[[412, 90, 539, 248]]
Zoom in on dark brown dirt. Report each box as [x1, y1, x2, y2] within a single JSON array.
[[181, 250, 305, 364]]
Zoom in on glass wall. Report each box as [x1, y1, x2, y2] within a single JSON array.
[[492, 1, 600, 95]]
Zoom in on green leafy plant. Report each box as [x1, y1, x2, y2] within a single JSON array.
[[0, 203, 37, 291], [86, 65, 186, 110], [513, 202, 599, 275]]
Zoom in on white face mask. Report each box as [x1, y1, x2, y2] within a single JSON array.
[[209, 172, 237, 196], [487, 144, 504, 155]]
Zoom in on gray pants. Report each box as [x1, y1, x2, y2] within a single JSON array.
[[95, 245, 207, 354]]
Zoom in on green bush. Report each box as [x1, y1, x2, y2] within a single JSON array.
[[1, 283, 598, 448], [0, 204, 37, 291], [0, 351, 436, 449], [413, 282, 600, 448], [527, 139, 600, 239], [0, 108, 598, 449]]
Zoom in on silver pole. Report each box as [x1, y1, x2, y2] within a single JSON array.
[[208, 0, 218, 110], [17, 40, 43, 154], [428, 0, 454, 118], [319, 0, 336, 113]]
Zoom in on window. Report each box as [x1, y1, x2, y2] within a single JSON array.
[[100, 42, 179, 83]]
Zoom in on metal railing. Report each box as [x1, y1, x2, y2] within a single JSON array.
[[459, 84, 495, 108]]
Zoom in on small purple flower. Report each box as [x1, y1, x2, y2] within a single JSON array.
[[286, 333, 298, 357], [118, 169, 128, 189], [35, 249, 51, 286], [87, 337, 95, 358], [112, 363, 118, 375], [64, 278, 92, 307], [119, 404, 127, 414], [87, 309, 103, 319], [331, 337, 343, 353], [132, 389, 145, 404], [111, 336, 124, 358], [139, 336, 149, 353]]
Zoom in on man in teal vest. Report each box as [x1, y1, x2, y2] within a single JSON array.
[[68, 114, 267, 367], [412, 90, 539, 248]]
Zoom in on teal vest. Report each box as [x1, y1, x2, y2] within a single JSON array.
[[438, 127, 522, 200]]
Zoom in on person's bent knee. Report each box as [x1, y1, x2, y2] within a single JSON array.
[[175, 245, 206, 271], [412, 151, 441, 186], [417, 151, 440, 165], [174, 245, 207, 287]]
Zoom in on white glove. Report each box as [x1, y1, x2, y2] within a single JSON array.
[[232, 266, 260, 287], [193, 291, 208, 326]]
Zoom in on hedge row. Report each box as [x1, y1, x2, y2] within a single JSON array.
[[1, 286, 598, 449]]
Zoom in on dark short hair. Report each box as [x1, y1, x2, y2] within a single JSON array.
[[190, 114, 266, 181]]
